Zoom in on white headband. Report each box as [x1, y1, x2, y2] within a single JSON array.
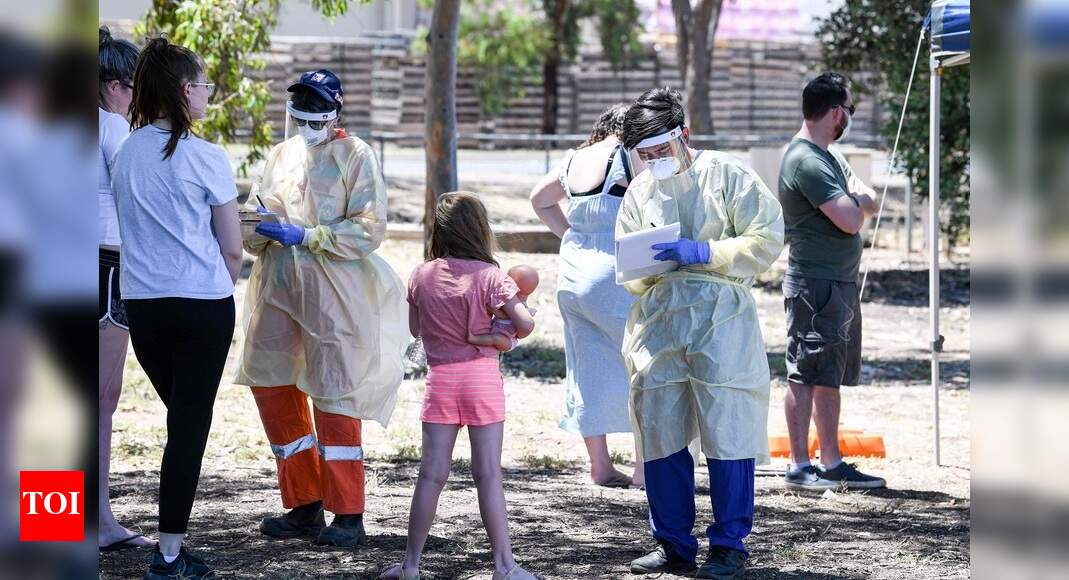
[[287, 101, 338, 122], [633, 126, 684, 150]]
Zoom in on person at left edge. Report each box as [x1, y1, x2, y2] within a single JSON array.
[[235, 69, 409, 548]]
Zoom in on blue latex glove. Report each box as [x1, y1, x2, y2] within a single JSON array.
[[652, 238, 711, 266], [256, 222, 306, 246]]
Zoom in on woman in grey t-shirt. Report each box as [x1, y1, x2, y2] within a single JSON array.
[[111, 37, 241, 579]]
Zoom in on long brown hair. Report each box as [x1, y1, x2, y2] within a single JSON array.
[[428, 191, 498, 266], [578, 102, 629, 149], [129, 37, 203, 160]]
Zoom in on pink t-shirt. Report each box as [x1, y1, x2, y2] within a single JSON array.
[[408, 257, 520, 366]]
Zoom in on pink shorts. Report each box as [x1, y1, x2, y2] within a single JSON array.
[[421, 357, 505, 426]]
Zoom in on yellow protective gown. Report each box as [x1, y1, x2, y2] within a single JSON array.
[[236, 134, 408, 426], [615, 150, 784, 463]]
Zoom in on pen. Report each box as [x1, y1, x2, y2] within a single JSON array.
[[256, 194, 267, 209]]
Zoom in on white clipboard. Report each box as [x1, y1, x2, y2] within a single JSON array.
[[615, 222, 680, 284]]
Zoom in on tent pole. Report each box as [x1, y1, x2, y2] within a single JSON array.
[[905, 179, 913, 255], [929, 57, 942, 467]]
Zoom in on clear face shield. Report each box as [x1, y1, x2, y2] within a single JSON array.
[[629, 126, 693, 180], [284, 101, 338, 148]]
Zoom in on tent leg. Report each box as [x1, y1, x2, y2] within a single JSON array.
[[929, 60, 942, 467]]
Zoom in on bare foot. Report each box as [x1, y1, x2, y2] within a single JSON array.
[[98, 523, 157, 550], [378, 563, 419, 580], [631, 465, 646, 489]]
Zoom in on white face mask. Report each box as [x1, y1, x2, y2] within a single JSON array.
[[835, 110, 853, 142], [647, 157, 681, 180], [298, 123, 332, 148]]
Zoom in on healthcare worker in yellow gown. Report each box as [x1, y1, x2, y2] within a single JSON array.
[[236, 70, 408, 548], [617, 88, 784, 579]]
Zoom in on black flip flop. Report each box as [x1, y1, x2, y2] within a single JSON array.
[[100, 534, 154, 552], [594, 471, 633, 489]]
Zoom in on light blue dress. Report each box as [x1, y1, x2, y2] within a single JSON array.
[[557, 145, 636, 437]]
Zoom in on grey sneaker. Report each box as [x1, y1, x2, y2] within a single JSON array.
[[629, 542, 697, 574], [819, 462, 886, 490], [784, 464, 838, 491]]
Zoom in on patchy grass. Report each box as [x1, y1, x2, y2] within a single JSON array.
[[609, 449, 633, 466], [519, 454, 578, 471], [501, 340, 566, 380]]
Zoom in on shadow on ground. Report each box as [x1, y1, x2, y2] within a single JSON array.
[[101, 461, 968, 579]]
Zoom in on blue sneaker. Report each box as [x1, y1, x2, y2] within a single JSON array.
[[819, 462, 886, 490]]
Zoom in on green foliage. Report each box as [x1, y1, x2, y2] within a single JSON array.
[[137, 0, 355, 175], [414, 0, 641, 118], [559, 0, 641, 71], [818, 0, 970, 246], [457, 0, 550, 117]]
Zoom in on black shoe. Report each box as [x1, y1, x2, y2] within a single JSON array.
[[819, 462, 886, 490], [315, 513, 366, 547], [784, 465, 838, 491], [696, 546, 747, 579], [629, 542, 697, 574], [259, 501, 326, 539], [143, 547, 215, 580]]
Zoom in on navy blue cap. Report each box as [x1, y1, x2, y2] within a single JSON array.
[[287, 69, 344, 110]]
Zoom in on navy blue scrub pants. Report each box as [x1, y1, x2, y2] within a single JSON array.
[[644, 447, 755, 564]]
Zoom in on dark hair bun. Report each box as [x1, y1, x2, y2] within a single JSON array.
[[99, 26, 112, 48]]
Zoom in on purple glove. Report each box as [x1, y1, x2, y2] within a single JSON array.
[[652, 238, 711, 266], [256, 222, 306, 246]]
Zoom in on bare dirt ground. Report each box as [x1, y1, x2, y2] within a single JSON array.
[[101, 233, 970, 579]]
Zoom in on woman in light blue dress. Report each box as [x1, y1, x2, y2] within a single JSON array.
[[530, 104, 643, 488]]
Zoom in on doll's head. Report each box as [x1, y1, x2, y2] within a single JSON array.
[[507, 264, 539, 299]]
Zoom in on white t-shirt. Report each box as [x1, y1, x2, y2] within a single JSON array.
[[112, 125, 238, 300], [98, 108, 129, 247]]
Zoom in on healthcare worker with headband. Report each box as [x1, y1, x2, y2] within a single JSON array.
[[236, 69, 409, 548], [616, 87, 784, 579]]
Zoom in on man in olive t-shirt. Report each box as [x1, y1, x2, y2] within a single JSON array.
[[778, 73, 886, 491]]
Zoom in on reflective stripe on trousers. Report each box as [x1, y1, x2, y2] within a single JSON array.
[[319, 443, 364, 461], [271, 433, 317, 459]]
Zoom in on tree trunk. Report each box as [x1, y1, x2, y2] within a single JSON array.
[[670, 0, 691, 86], [672, 0, 722, 135], [541, 0, 568, 135], [424, 0, 461, 256]]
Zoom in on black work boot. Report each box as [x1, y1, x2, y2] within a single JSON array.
[[259, 501, 325, 539], [315, 513, 366, 547], [696, 546, 747, 579], [629, 541, 697, 574]]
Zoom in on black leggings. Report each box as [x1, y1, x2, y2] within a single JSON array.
[[126, 296, 235, 534]]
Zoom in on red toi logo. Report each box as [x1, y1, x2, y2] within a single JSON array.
[[20, 471, 84, 542]]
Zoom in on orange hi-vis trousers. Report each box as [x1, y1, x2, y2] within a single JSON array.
[[251, 385, 365, 515]]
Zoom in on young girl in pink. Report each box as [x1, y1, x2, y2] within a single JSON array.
[[380, 192, 540, 580]]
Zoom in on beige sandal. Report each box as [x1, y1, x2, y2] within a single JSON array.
[[494, 564, 544, 580]]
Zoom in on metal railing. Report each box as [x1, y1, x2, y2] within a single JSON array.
[[351, 131, 885, 174]]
